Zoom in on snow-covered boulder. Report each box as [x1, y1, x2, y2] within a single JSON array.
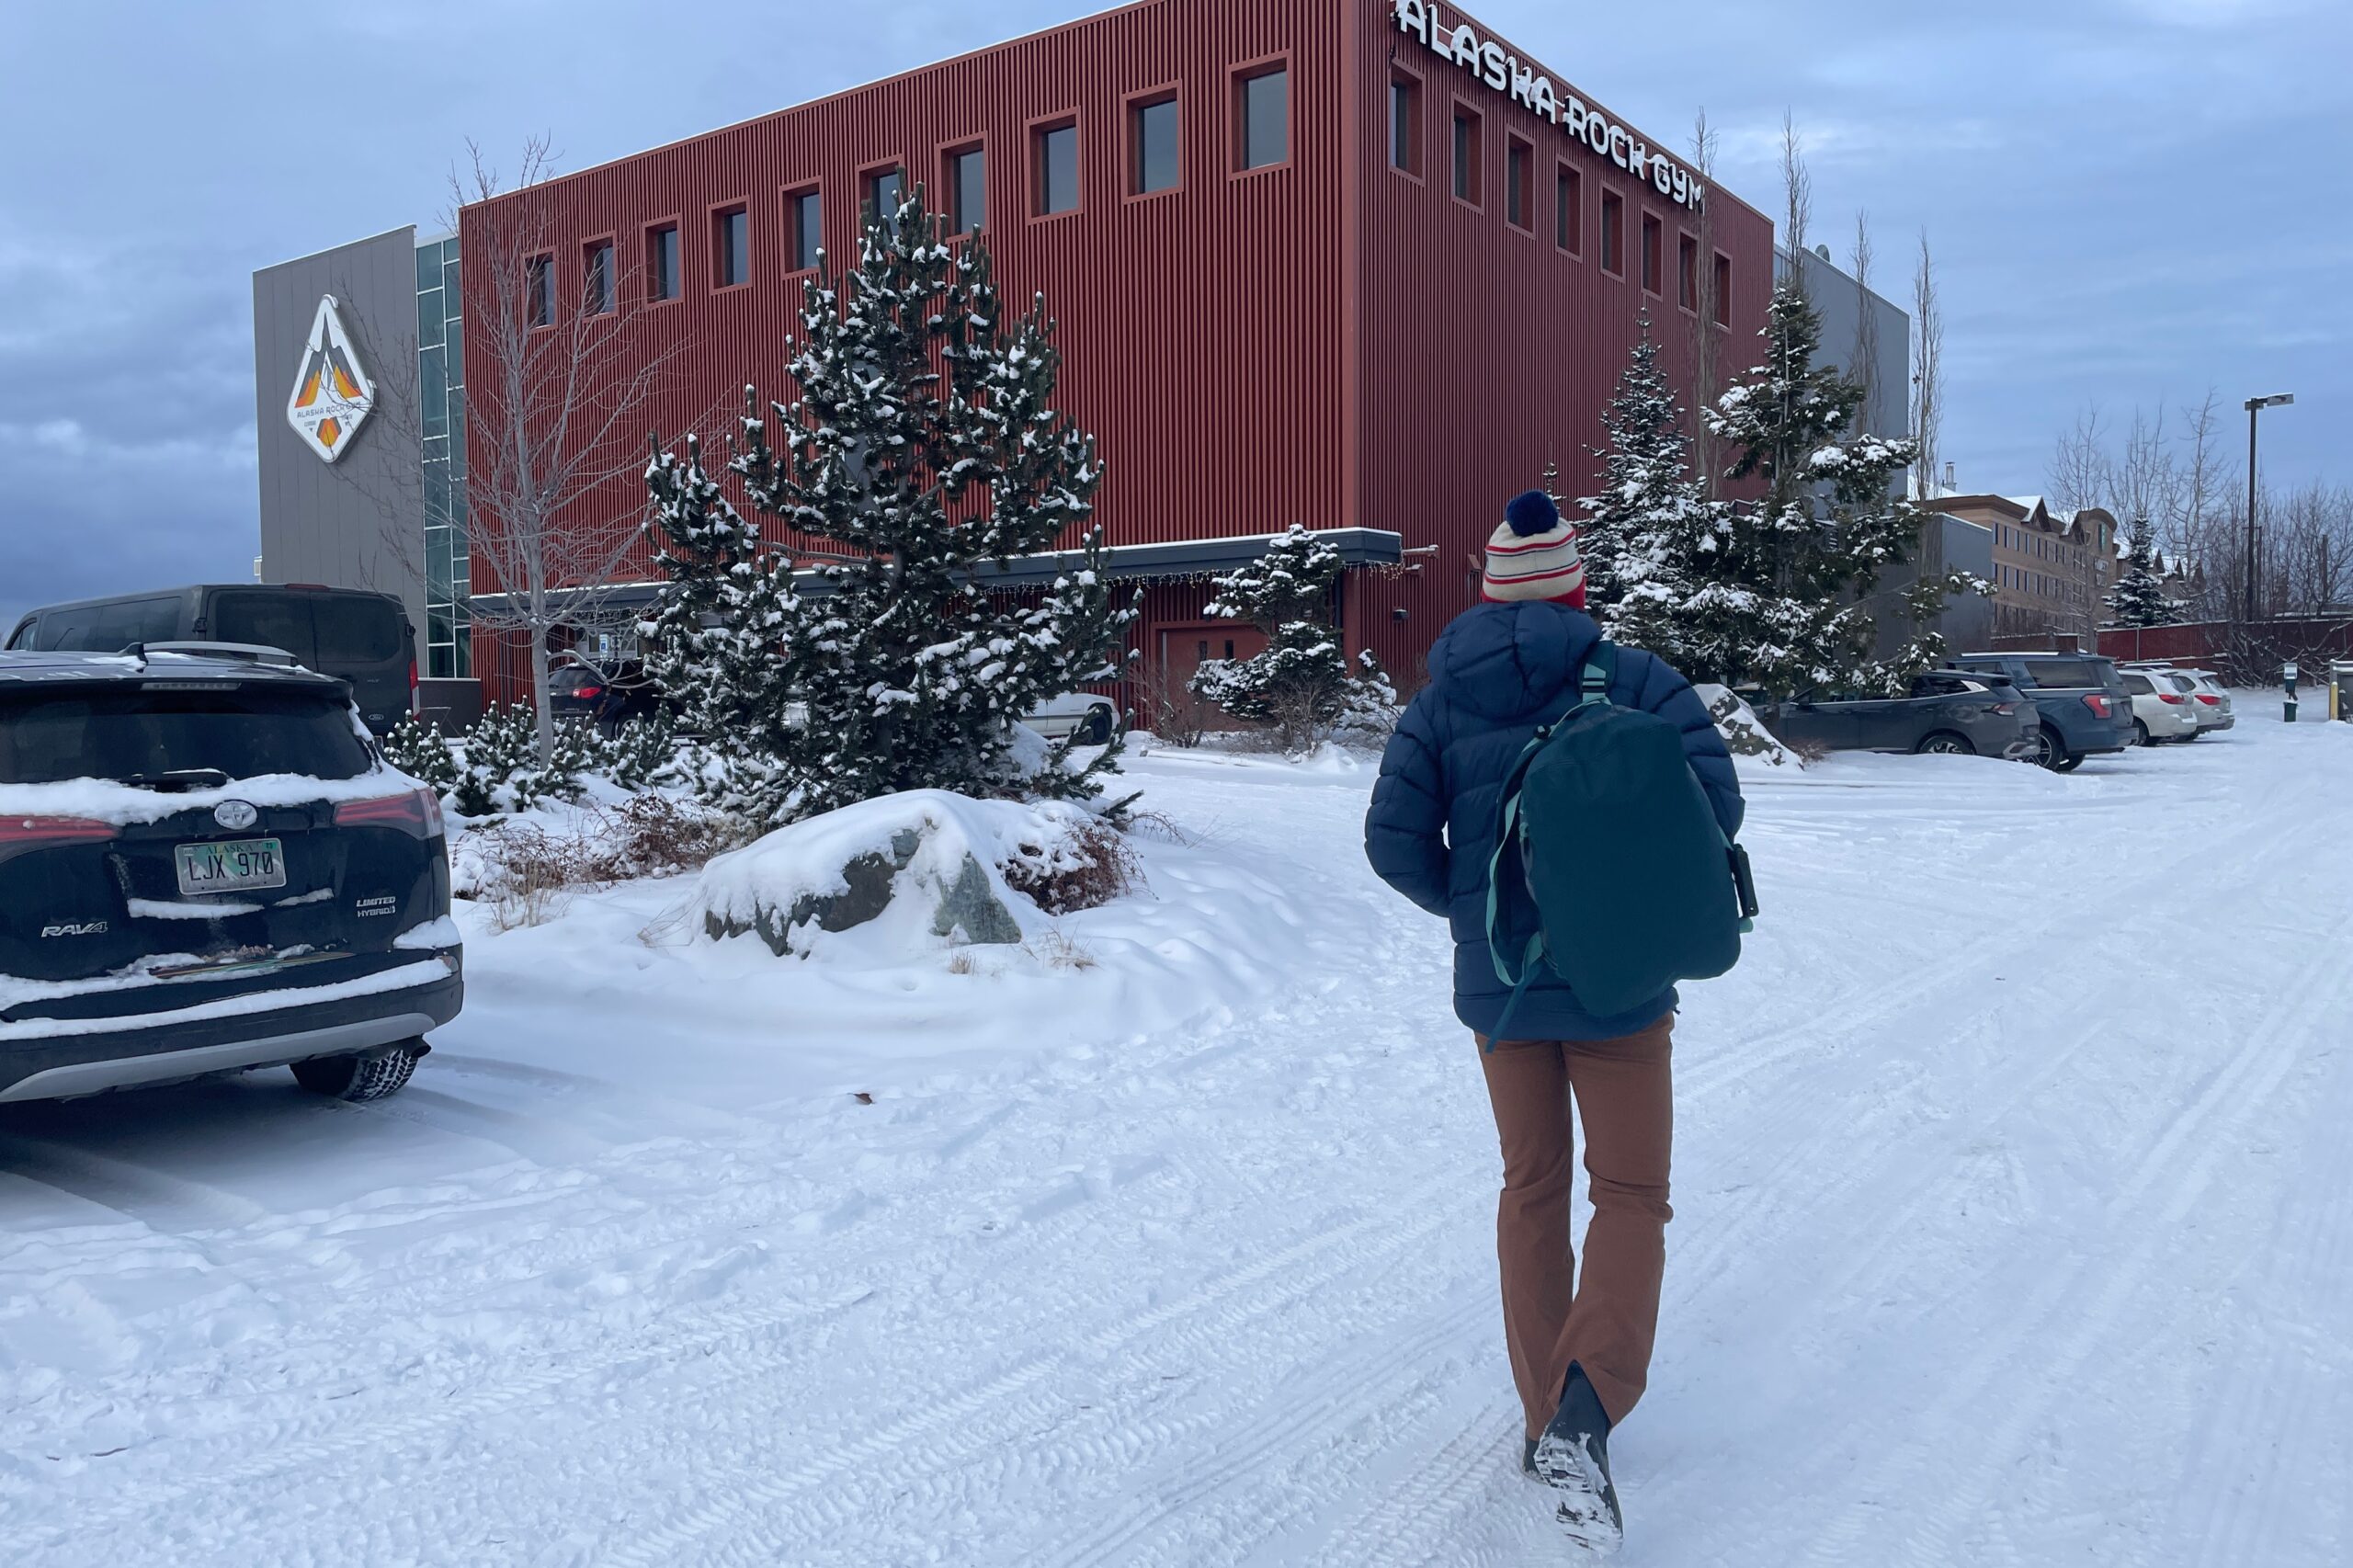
[[694, 790, 1102, 960], [1696, 684, 1802, 772]]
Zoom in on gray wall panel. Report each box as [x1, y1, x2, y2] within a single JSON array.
[[252, 226, 426, 664]]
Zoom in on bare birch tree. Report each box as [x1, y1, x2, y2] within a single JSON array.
[[1779, 111, 1812, 296], [2046, 405, 2111, 516], [452, 136, 683, 763], [1909, 231, 1943, 502], [1848, 210, 1879, 433]]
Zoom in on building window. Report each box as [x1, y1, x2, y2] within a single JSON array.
[[1389, 71, 1420, 175], [526, 255, 553, 326], [713, 205, 749, 289], [1641, 212, 1663, 294], [948, 147, 986, 233], [1132, 97, 1178, 194], [1713, 253, 1732, 325], [1599, 189, 1623, 275], [787, 187, 823, 273], [1678, 233, 1699, 312], [1452, 106, 1482, 204], [1506, 137, 1533, 230], [1036, 121, 1079, 215], [583, 240, 615, 315], [863, 166, 904, 224], [1556, 164, 1581, 253], [1236, 64, 1288, 171], [648, 224, 679, 301]]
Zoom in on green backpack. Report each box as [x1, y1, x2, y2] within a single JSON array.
[[1483, 643, 1756, 1047]]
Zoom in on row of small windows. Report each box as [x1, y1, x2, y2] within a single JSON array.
[[1391, 72, 1731, 325], [521, 66, 1287, 325]]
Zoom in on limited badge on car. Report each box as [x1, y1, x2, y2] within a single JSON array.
[[176, 838, 288, 896]]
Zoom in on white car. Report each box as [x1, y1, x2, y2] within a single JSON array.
[[1024, 692, 1120, 744], [2119, 669, 2202, 746], [2180, 670, 2236, 733]]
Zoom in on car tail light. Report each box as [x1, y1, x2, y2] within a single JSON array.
[[0, 815, 119, 865], [2157, 692, 2187, 705], [2082, 695, 2114, 719], [408, 657, 420, 713], [335, 788, 445, 840], [2196, 693, 2221, 706], [574, 685, 605, 701], [1993, 702, 2018, 716]]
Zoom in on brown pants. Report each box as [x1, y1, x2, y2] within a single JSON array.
[[1476, 1017, 1675, 1440]]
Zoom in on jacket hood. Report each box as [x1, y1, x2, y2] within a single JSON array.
[[1424, 601, 1607, 722]]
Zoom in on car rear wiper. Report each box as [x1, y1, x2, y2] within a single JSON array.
[[120, 768, 233, 793]]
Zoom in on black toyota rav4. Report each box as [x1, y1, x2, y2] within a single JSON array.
[[0, 649, 460, 1106]]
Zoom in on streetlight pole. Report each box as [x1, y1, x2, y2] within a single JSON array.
[[2243, 393, 2295, 623]]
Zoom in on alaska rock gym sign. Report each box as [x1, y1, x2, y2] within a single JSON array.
[[1391, 0, 1709, 212]]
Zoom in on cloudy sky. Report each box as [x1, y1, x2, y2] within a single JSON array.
[[1, 0, 2344, 630]]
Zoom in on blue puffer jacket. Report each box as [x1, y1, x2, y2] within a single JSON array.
[[1364, 602, 1745, 1041]]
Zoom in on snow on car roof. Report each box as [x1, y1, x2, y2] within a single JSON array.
[[0, 649, 341, 688]]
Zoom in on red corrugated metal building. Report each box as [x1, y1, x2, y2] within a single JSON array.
[[460, 0, 1774, 705]]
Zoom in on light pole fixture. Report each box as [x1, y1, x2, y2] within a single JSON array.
[[2244, 393, 2295, 622]]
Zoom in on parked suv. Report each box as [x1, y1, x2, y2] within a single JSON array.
[[0, 650, 460, 1105], [2120, 669, 2202, 746], [1952, 653, 2135, 771], [6, 585, 416, 734], [547, 656, 667, 734], [1753, 671, 2035, 758]]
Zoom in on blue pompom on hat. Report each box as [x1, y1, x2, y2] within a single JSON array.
[[1503, 490, 1562, 537]]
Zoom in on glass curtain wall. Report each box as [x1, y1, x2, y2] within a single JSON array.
[[415, 234, 470, 678]]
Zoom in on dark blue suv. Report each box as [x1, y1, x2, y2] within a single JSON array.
[[1952, 653, 2136, 771]]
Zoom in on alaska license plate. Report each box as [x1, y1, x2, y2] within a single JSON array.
[[175, 838, 287, 896]]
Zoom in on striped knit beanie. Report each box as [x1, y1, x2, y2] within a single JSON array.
[[1483, 491, 1587, 608]]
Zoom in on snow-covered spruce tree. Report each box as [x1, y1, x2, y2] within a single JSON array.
[[648, 188, 1136, 826], [2105, 518, 2182, 629], [1188, 524, 1394, 752], [449, 703, 539, 817], [1576, 318, 1729, 668], [1698, 281, 1962, 697], [641, 434, 803, 823]]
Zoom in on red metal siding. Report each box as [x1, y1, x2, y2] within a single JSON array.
[[461, 0, 1779, 701], [1345, 1, 1777, 684]]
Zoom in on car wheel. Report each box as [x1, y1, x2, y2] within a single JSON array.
[[2052, 751, 2086, 774], [1915, 732, 1973, 756], [2132, 720, 2151, 747], [1080, 705, 1115, 745], [292, 1042, 424, 1102], [2027, 726, 2063, 769]]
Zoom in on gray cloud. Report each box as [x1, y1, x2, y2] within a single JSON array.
[[2, 0, 2344, 630]]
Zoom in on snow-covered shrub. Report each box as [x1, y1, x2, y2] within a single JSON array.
[[1696, 684, 1802, 771], [598, 710, 682, 792], [999, 815, 1139, 915], [382, 713, 460, 790], [449, 704, 540, 818]]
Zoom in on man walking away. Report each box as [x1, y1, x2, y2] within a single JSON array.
[[1363, 491, 1745, 1554]]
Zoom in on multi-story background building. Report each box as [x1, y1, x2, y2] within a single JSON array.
[[1936, 494, 2120, 640]]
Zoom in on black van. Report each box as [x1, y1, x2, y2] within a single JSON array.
[[5, 585, 415, 734]]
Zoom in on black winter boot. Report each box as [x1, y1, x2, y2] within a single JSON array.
[[1532, 1364, 1623, 1555], [1521, 1437, 1540, 1477]]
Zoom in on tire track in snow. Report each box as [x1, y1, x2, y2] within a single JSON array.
[[1792, 923, 2353, 1568], [611, 1174, 1477, 1568]]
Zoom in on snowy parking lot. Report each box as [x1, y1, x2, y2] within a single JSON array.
[[2, 708, 2347, 1566]]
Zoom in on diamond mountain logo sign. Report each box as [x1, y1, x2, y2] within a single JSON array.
[[286, 295, 376, 463]]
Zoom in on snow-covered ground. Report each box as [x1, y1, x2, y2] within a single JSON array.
[[3, 705, 2348, 1566]]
